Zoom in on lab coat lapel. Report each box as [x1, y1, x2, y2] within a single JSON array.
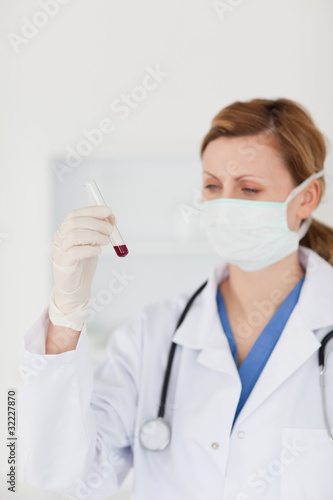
[[233, 246, 333, 429], [232, 307, 321, 429], [172, 261, 242, 475], [172, 260, 240, 381]]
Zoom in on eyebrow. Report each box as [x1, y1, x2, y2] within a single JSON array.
[[202, 171, 265, 181]]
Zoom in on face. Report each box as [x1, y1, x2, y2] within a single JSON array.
[[201, 134, 320, 231]]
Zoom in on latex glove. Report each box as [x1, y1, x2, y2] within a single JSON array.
[[48, 205, 117, 331]]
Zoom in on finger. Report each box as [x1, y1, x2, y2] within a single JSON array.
[[51, 244, 102, 268], [52, 229, 111, 253], [58, 214, 117, 238], [64, 205, 113, 222], [68, 244, 103, 262]]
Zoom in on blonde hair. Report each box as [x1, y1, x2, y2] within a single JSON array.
[[200, 98, 333, 265]]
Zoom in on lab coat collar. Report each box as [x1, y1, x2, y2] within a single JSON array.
[[173, 246, 333, 349], [172, 254, 239, 378], [172, 246, 333, 428]]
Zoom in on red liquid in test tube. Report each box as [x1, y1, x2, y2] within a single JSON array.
[[84, 179, 129, 258], [114, 245, 129, 257]]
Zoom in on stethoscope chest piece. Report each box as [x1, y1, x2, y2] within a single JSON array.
[[139, 417, 171, 451]]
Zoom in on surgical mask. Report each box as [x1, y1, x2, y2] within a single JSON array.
[[199, 170, 324, 272]]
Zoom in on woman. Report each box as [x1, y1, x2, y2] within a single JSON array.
[[18, 98, 333, 500]]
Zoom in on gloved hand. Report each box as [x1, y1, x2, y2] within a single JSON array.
[[48, 205, 117, 331]]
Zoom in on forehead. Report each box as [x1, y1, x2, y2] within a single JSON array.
[[202, 134, 287, 178]]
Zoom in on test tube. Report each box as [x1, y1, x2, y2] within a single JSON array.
[[84, 179, 129, 257]]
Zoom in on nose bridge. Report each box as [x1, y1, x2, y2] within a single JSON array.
[[221, 171, 237, 199], [223, 182, 236, 199], [201, 170, 238, 201]]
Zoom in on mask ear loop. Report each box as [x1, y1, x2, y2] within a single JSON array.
[[284, 170, 325, 239]]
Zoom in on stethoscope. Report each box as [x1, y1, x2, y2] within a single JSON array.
[[139, 280, 333, 451]]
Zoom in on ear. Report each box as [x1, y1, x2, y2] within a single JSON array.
[[296, 179, 321, 219]]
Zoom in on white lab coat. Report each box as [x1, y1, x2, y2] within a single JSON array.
[[18, 246, 333, 500]]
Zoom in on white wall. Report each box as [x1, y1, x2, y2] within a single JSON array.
[[1, 0, 333, 499]]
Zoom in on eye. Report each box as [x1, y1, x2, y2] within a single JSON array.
[[242, 188, 259, 194], [204, 184, 221, 190]]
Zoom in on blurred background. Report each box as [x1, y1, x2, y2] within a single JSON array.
[[1, 0, 333, 498]]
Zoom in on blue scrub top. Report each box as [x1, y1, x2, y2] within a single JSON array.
[[216, 276, 305, 427]]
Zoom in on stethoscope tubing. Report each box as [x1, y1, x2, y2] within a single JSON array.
[[157, 280, 208, 419], [319, 330, 333, 443]]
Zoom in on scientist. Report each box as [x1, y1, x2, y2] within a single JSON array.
[[18, 98, 333, 500]]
